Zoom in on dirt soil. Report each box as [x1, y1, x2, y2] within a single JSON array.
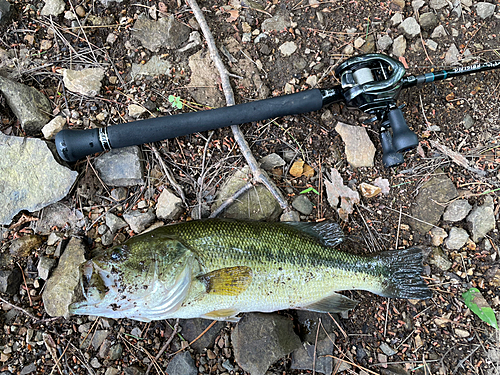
[[1, 0, 500, 374]]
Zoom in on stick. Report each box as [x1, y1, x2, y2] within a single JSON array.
[[186, 0, 289, 213], [145, 319, 180, 375], [430, 140, 487, 177]]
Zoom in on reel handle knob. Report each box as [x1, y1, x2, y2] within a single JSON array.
[[380, 127, 404, 168], [387, 107, 418, 152]]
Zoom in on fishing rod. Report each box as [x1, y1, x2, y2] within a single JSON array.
[[55, 53, 500, 167]]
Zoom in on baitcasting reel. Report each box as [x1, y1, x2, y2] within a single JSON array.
[[334, 54, 418, 167], [55, 53, 500, 167]]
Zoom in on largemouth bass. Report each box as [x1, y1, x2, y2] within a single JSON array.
[[70, 219, 431, 322]]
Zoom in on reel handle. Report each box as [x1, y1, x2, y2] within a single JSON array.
[[386, 107, 418, 152], [380, 129, 404, 168]]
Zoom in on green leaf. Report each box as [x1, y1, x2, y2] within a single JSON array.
[[175, 101, 183, 109], [168, 95, 175, 103], [462, 288, 498, 329], [299, 186, 319, 195]]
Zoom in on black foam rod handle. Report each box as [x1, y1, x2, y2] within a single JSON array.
[[56, 89, 324, 162]]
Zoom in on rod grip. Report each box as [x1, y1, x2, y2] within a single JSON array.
[[55, 89, 324, 162]]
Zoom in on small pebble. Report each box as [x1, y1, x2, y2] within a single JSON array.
[[75, 5, 86, 17]]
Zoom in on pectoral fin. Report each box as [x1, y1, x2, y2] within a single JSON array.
[[302, 292, 358, 313], [203, 308, 241, 322], [197, 266, 252, 296]]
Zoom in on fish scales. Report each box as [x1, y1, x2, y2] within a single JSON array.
[[70, 219, 431, 322]]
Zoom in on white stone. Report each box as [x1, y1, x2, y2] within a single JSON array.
[[62, 68, 105, 97], [41, 0, 66, 16], [279, 41, 297, 57], [156, 189, 183, 220], [128, 104, 147, 118], [42, 116, 66, 140]]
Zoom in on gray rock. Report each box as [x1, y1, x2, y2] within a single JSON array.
[[0, 77, 51, 135], [0, 134, 78, 225], [428, 247, 452, 271], [452, 0, 462, 18], [463, 113, 475, 129], [37, 256, 57, 280], [94, 146, 145, 186], [476, 2, 496, 19], [42, 116, 66, 140], [19, 363, 37, 375], [156, 189, 183, 220], [178, 319, 225, 352], [123, 209, 155, 233], [232, 313, 302, 375], [177, 31, 202, 53], [261, 14, 291, 32], [259, 153, 286, 171], [398, 17, 421, 39], [212, 166, 282, 221], [431, 25, 447, 38], [105, 212, 128, 234], [445, 44, 460, 65], [419, 12, 438, 30], [35, 203, 84, 235], [410, 171, 457, 233], [92, 330, 110, 350], [62, 68, 105, 97], [425, 39, 438, 51], [391, 12, 403, 26], [42, 238, 86, 318], [108, 343, 123, 360], [380, 342, 397, 356], [412, 0, 425, 13], [132, 14, 190, 52], [295, 310, 335, 343], [292, 195, 314, 215], [443, 199, 472, 222], [187, 49, 224, 108], [291, 338, 333, 374], [166, 352, 197, 375], [123, 365, 145, 375], [430, 0, 448, 9], [392, 35, 407, 57], [99, 0, 122, 6], [110, 187, 128, 202], [130, 55, 171, 80], [0, 0, 12, 24], [0, 269, 21, 295], [279, 41, 297, 56], [280, 210, 300, 222], [335, 122, 376, 167], [41, 0, 65, 16], [445, 227, 469, 250], [467, 196, 496, 242], [430, 227, 448, 246], [377, 35, 393, 51]]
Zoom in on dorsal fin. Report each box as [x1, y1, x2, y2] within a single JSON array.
[[281, 221, 345, 247]]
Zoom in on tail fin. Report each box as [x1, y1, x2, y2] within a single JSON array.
[[376, 247, 432, 300]]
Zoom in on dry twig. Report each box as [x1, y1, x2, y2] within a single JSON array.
[[186, 0, 289, 214]]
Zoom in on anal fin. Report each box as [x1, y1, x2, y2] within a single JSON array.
[[301, 292, 358, 313], [203, 308, 241, 322]]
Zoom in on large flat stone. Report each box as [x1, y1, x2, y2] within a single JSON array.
[[0, 134, 78, 225]]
